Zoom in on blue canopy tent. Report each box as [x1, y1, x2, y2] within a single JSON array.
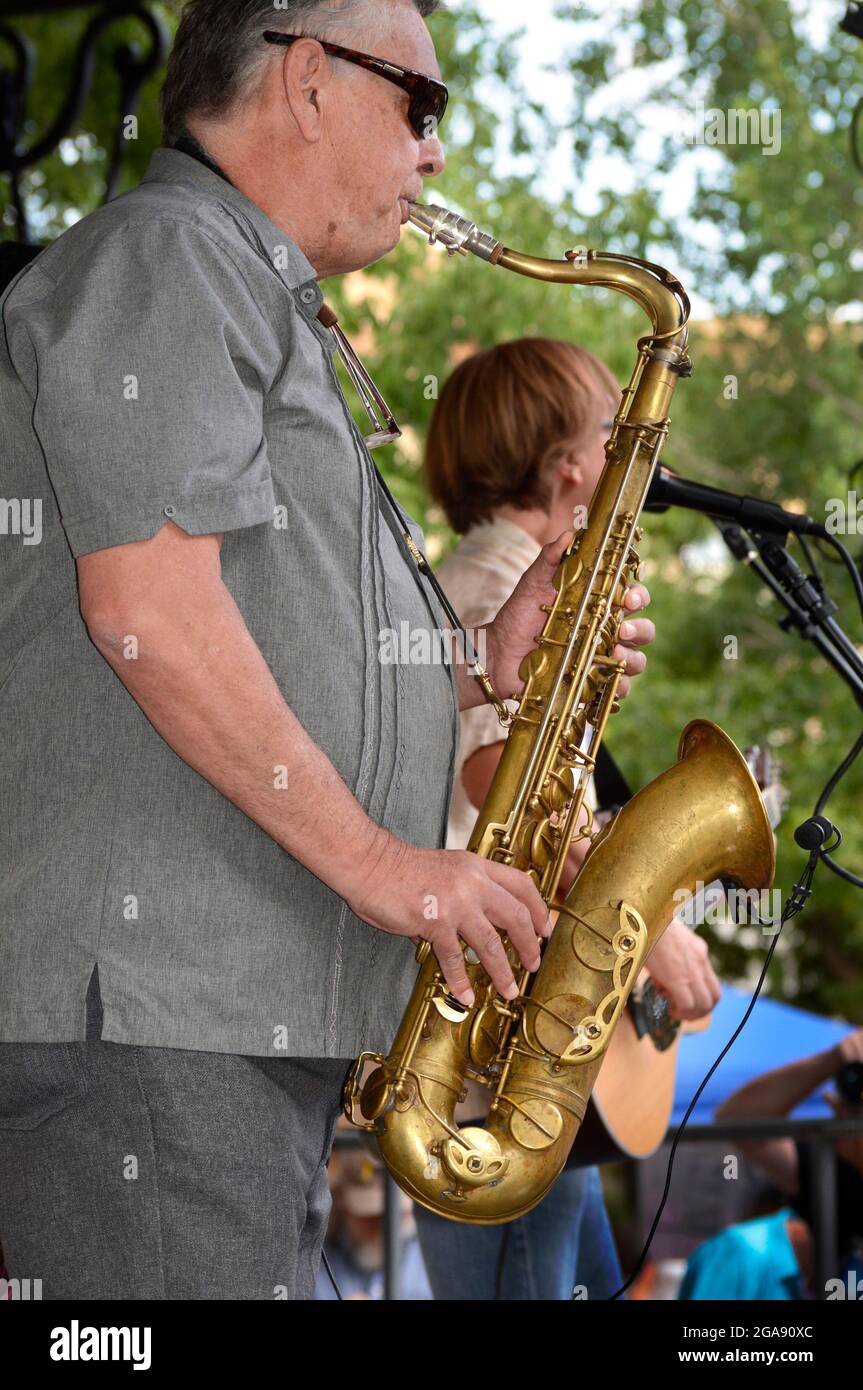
[[672, 984, 854, 1126], [659, 987, 860, 1297]]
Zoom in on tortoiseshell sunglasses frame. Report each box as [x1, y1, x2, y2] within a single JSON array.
[[262, 31, 448, 139]]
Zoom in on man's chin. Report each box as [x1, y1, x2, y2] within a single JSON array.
[[366, 225, 405, 266], [335, 212, 407, 273]]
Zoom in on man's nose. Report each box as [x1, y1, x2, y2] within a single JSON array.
[[418, 131, 445, 178]]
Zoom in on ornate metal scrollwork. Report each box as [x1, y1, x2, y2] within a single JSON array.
[[0, 0, 169, 241]]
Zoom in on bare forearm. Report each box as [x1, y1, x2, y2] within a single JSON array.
[[716, 1047, 841, 1120], [87, 579, 388, 902]]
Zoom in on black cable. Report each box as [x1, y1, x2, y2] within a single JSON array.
[[756, 528, 863, 888], [815, 728, 863, 817], [814, 727, 863, 889], [321, 1246, 343, 1301], [820, 849, 863, 889], [820, 532, 863, 621], [796, 532, 823, 589], [606, 940, 783, 1299]]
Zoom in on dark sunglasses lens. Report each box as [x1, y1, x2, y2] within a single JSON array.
[[410, 81, 448, 138]]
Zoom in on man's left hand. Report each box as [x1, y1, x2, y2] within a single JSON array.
[[485, 528, 655, 702]]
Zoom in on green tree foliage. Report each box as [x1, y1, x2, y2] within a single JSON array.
[[3, 0, 860, 1016]]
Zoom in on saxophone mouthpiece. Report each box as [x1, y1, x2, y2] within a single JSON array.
[[407, 201, 502, 263]]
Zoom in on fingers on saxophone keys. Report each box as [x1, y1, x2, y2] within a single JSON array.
[[618, 617, 655, 647], [437, 938, 475, 1008], [473, 923, 522, 999], [624, 582, 651, 612], [613, 644, 648, 678], [486, 886, 543, 976], [484, 860, 552, 940]]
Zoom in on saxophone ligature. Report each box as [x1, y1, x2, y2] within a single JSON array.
[[343, 202, 776, 1224]]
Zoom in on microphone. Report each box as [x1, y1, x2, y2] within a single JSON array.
[[781, 815, 842, 922], [644, 465, 827, 538], [794, 815, 838, 852]]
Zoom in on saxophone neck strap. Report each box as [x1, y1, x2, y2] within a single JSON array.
[[172, 131, 234, 184], [361, 442, 511, 725]]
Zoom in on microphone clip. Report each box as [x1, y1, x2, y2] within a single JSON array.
[[785, 816, 842, 917]]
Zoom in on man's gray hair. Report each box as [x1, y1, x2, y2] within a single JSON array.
[[161, 0, 444, 145]]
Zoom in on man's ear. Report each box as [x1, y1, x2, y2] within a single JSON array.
[[279, 38, 332, 142], [556, 445, 585, 490]]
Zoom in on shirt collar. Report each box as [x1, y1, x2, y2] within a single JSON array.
[[140, 146, 321, 296], [458, 514, 544, 571]]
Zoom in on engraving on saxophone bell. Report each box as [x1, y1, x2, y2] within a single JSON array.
[[343, 198, 776, 1224]]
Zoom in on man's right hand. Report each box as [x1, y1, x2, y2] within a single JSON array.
[[345, 834, 552, 1008]]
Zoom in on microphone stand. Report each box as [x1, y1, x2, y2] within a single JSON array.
[[716, 522, 863, 709], [724, 522, 863, 893]]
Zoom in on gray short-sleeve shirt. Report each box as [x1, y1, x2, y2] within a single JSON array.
[[0, 147, 459, 1058]]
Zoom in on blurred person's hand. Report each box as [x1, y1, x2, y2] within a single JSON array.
[[822, 1090, 863, 1175], [644, 917, 721, 1023], [832, 1027, 863, 1068]]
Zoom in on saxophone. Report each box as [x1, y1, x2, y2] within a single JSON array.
[[343, 202, 776, 1224]]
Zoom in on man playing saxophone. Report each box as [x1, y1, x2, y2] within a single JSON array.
[[0, 0, 657, 1300]]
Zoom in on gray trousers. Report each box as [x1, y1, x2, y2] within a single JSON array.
[[0, 970, 350, 1300]]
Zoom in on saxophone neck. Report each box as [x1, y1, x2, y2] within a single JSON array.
[[499, 243, 691, 363], [407, 200, 691, 370], [407, 201, 503, 263]]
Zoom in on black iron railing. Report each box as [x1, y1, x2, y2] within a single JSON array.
[[332, 1115, 863, 1301], [0, 0, 169, 240]]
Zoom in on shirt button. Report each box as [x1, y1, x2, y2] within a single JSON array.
[[164, 505, 176, 518], [299, 286, 317, 305]]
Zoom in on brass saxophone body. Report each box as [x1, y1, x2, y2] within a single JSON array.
[[344, 202, 775, 1224]]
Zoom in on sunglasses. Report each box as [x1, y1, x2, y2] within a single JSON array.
[[262, 31, 448, 140]]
